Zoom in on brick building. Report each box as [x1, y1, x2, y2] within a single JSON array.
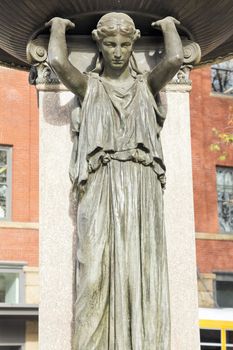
[[0, 61, 233, 349], [0, 66, 39, 350], [190, 65, 233, 348]]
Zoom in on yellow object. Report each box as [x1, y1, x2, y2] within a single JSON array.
[[199, 319, 233, 350]]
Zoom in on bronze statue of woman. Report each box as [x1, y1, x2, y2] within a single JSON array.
[[46, 12, 183, 349]]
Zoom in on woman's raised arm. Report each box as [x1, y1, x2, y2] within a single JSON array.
[[46, 17, 87, 99], [147, 17, 184, 95]]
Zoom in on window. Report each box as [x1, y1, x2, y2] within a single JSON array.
[[212, 60, 233, 95], [200, 328, 221, 349], [0, 319, 25, 349], [0, 262, 25, 304], [200, 320, 233, 350], [0, 146, 12, 220], [216, 167, 233, 233], [227, 330, 233, 349], [0, 272, 20, 303], [215, 272, 233, 308]]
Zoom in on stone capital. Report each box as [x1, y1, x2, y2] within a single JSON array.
[[166, 65, 193, 93]]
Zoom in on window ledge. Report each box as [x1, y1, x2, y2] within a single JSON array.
[[196, 232, 233, 241], [0, 303, 38, 317], [0, 261, 27, 269], [210, 92, 233, 99], [0, 221, 39, 230]]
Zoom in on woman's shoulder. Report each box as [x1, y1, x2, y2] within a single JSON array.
[[85, 71, 101, 79], [83, 72, 102, 92]]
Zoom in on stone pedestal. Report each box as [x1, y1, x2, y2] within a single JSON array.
[[39, 90, 75, 349], [36, 37, 200, 350], [163, 82, 200, 349]]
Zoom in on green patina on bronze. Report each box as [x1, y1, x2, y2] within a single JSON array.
[[46, 13, 183, 349]]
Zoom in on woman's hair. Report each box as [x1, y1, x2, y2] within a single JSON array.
[[92, 12, 141, 43]]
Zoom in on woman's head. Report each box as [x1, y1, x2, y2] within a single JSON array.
[[92, 13, 141, 72]]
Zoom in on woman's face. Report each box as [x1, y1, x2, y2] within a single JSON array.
[[100, 33, 133, 70]]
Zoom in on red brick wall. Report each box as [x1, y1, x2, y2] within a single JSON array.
[[0, 228, 38, 266], [190, 67, 233, 234], [0, 66, 38, 222], [0, 66, 38, 266], [190, 67, 233, 273], [196, 239, 233, 273]]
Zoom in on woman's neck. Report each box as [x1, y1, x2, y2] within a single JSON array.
[[102, 65, 133, 83]]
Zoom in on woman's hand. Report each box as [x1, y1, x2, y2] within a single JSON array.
[[45, 17, 75, 32], [148, 16, 183, 95], [46, 16, 87, 99], [152, 16, 180, 32]]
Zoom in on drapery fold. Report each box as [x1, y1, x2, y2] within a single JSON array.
[[72, 73, 170, 349]]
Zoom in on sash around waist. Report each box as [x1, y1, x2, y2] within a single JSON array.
[[87, 148, 166, 187]]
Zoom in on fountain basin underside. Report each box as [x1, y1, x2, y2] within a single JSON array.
[[0, 0, 233, 69]]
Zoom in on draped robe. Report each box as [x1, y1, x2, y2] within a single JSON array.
[[71, 72, 170, 350]]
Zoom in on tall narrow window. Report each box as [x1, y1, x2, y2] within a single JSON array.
[[216, 166, 233, 233], [0, 146, 12, 220]]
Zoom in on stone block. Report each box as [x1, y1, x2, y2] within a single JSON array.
[[25, 320, 38, 350]]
